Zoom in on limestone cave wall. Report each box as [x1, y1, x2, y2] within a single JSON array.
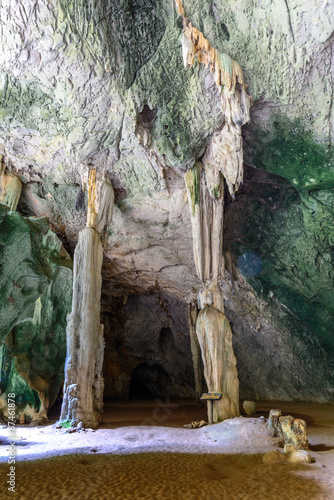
[[0, 0, 333, 412], [0, 205, 72, 422]]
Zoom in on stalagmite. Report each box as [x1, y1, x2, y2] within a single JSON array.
[[0, 157, 22, 211], [61, 169, 114, 428], [196, 308, 239, 421], [188, 302, 202, 400], [185, 160, 240, 422], [179, 0, 251, 421]]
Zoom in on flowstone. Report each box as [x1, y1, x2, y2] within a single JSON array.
[[196, 307, 239, 421], [0, 157, 22, 211], [61, 169, 114, 428], [180, 0, 250, 422]]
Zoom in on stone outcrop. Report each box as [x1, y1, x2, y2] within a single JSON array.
[[61, 169, 114, 428], [268, 409, 282, 438], [268, 409, 309, 451], [0, 205, 72, 422], [280, 415, 309, 452]]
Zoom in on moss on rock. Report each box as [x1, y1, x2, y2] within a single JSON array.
[[0, 205, 72, 420], [224, 165, 334, 398]]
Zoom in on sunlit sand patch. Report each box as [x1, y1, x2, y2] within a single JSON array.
[[1, 452, 330, 500], [0, 402, 333, 499]]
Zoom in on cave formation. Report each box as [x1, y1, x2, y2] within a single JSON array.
[[61, 168, 114, 428], [0, 0, 334, 498]]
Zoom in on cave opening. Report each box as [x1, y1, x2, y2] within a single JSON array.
[[48, 385, 63, 421], [128, 363, 170, 400], [102, 294, 199, 405]]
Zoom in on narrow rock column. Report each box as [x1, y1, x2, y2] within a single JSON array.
[[188, 302, 202, 400], [178, 0, 251, 422], [185, 163, 239, 422], [0, 157, 22, 211], [61, 169, 114, 428]]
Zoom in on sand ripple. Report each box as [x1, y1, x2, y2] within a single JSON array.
[[1, 452, 332, 500]]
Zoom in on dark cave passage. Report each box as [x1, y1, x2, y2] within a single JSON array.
[[128, 363, 170, 399], [102, 294, 198, 402]]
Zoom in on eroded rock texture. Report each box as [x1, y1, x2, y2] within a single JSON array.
[[0, 158, 22, 212], [61, 169, 114, 428], [0, 0, 333, 406], [0, 205, 72, 422], [268, 409, 309, 452]]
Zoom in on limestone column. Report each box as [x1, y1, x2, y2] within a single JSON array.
[[178, 0, 251, 422], [188, 302, 202, 400], [61, 169, 114, 428], [185, 163, 239, 422]]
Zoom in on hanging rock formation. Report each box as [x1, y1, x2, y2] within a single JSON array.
[[61, 169, 114, 428], [0, 157, 22, 211], [180, 0, 251, 421]]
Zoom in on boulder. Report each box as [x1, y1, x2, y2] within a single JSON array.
[[243, 400, 257, 416]]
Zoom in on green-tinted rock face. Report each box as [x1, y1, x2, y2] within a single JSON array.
[[246, 114, 334, 193], [0, 205, 72, 421], [224, 165, 334, 401], [243, 115, 334, 353]]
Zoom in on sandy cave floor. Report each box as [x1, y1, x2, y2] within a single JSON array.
[[0, 400, 334, 500]]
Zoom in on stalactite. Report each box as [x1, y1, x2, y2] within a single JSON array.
[[185, 162, 224, 283], [61, 168, 114, 428], [185, 160, 239, 422], [179, 0, 251, 421], [203, 123, 244, 199], [176, 0, 251, 198], [0, 157, 22, 211]]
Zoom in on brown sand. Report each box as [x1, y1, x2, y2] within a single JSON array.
[[0, 400, 333, 499]]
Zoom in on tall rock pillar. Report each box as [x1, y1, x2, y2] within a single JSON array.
[[61, 169, 114, 428], [185, 163, 240, 422], [177, 0, 251, 422]]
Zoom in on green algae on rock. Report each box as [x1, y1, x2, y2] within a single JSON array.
[[224, 166, 334, 401], [0, 205, 72, 421]]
